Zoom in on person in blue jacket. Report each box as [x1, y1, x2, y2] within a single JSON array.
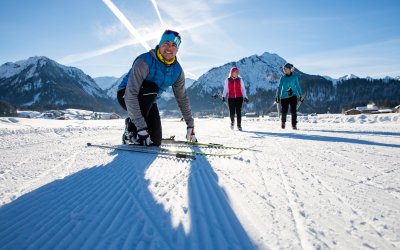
[[116, 30, 196, 146], [275, 63, 302, 130]]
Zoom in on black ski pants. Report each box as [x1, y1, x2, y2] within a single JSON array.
[[228, 97, 244, 126], [117, 87, 162, 146], [281, 95, 298, 127]]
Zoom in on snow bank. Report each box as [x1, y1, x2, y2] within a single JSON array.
[[0, 117, 122, 136]]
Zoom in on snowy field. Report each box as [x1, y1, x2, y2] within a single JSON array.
[[0, 114, 399, 249]]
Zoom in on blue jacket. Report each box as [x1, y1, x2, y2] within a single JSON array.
[[276, 74, 302, 99], [118, 52, 182, 93], [118, 68, 132, 90]]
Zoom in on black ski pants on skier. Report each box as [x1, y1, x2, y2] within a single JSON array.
[[228, 97, 243, 127], [117, 87, 162, 146], [117, 88, 127, 111], [281, 95, 298, 127]]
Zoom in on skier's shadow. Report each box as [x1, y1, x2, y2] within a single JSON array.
[[305, 129, 400, 137], [243, 130, 400, 148], [0, 147, 255, 249]]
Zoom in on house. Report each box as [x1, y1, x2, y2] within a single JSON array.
[[345, 109, 362, 115], [355, 104, 379, 113], [393, 105, 400, 113], [373, 109, 393, 114], [346, 103, 381, 115]]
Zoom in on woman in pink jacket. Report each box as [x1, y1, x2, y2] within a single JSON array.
[[222, 67, 248, 131]]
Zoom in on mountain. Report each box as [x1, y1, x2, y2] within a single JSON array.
[[2, 55, 399, 116], [94, 76, 118, 90], [0, 56, 120, 112], [164, 52, 334, 113], [160, 52, 400, 114], [323, 74, 359, 85]]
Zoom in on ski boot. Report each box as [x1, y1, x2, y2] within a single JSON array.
[[237, 125, 242, 131], [122, 118, 137, 144], [292, 126, 298, 130], [230, 123, 234, 130], [122, 131, 137, 144], [281, 122, 285, 129]]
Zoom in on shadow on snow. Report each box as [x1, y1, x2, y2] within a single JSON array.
[[0, 147, 255, 249], [243, 130, 400, 148], [303, 129, 400, 137]]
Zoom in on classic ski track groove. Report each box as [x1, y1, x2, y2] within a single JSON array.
[[107, 155, 175, 250], [273, 139, 397, 249], [272, 140, 314, 250], [190, 157, 255, 249], [19, 151, 79, 196], [311, 146, 400, 200], [288, 136, 400, 201]]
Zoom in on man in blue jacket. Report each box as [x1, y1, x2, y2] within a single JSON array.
[[275, 63, 302, 130], [117, 30, 196, 146]]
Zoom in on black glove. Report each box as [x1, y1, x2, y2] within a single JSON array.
[[222, 97, 226, 102], [137, 128, 152, 146], [244, 97, 249, 103], [275, 97, 280, 103]]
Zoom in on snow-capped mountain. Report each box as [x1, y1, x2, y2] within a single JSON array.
[[172, 52, 400, 114], [323, 74, 359, 85], [190, 52, 285, 96], [105, 73, 127, 99], [94, 76, 118, 90], [0, 56, 118, 112]]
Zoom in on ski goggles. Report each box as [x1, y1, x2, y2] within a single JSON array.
[[159, 30, 181, 49]]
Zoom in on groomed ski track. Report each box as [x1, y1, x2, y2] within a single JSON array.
[[0, 115, 399, 249]]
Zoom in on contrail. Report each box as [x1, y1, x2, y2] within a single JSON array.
[[150, 0, 165, 28], [60, 14, 231, 65], [102, 0, 197, 78], [148, 0, 198, 78], [59, 39, 136, 64], [64, 0, 234, 78], [103, 0, 151, 51]]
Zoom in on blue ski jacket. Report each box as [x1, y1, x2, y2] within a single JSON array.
[[276, 74, 302, 99], [118, 51, 182, 93], [118, 68, 132, 90]]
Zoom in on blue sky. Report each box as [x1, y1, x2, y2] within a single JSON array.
[[1, 0, 399, 79]]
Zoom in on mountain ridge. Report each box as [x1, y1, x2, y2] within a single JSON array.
[[0, 56, 121, 113]]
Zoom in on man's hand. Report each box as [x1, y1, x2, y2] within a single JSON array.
[[222, 97, 226, 102], [137, 129, 153, 146], [275, 97, 280, 103], [244, 97, 249, 103], [186, 127, 197, 142]]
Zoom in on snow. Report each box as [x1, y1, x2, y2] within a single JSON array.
[[323, 74, 360, 85], [94, 76, 118, 90], [20, 93, 41, 106], [0, 56, 48, 80], [16, 109, 120, 120], [0, 113, 399, 249]]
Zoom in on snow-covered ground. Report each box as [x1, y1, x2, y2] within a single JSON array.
[[0, 114, 399, 249]]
